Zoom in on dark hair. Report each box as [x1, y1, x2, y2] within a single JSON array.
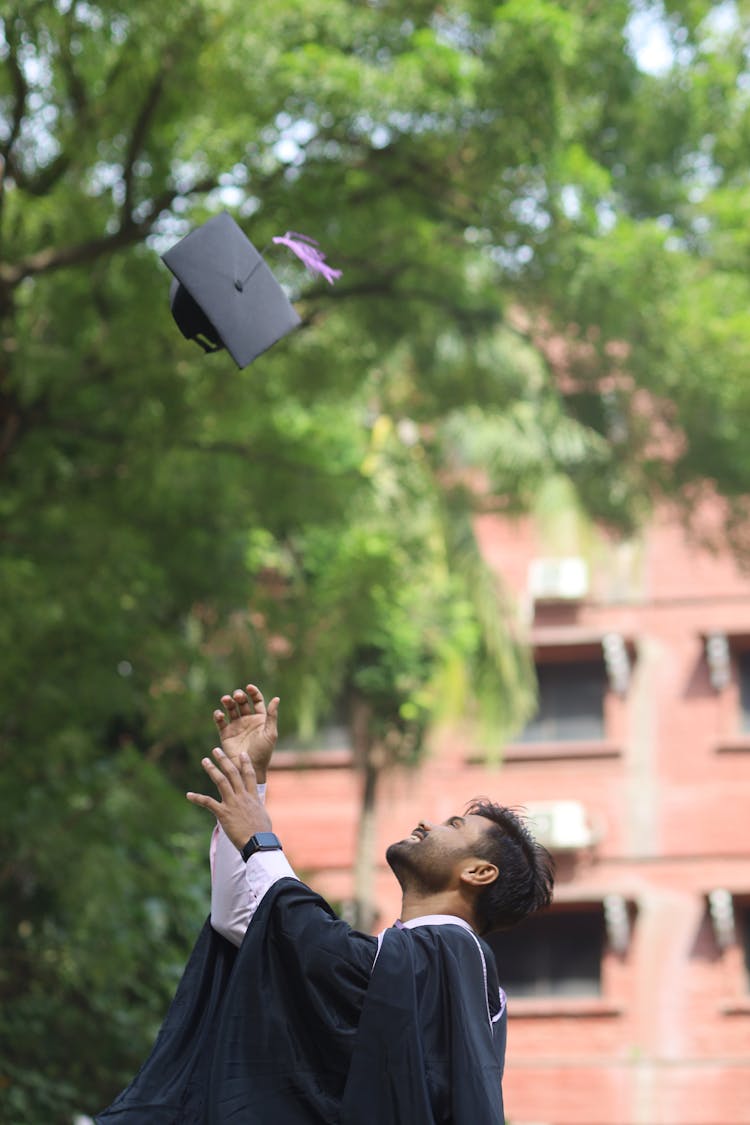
[[466, 798, 555, 936]]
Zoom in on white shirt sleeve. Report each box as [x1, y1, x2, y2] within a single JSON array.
[[209, 783, 299, 947]]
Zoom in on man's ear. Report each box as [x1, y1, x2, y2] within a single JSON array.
[[459, 859, 498, 888]]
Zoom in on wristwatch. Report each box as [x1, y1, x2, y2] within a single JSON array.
[[241, 832, 283, 862]]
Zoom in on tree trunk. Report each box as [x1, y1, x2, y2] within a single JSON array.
[[350, 694, 380, 932]]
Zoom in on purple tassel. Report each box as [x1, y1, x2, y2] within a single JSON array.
[[272, 231, 342, 285]]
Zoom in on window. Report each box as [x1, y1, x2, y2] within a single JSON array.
[[488, 905, 604, 998], [740, 903, 750, 989], [518, 660, 606, 743], [738, 653, 750, 734]]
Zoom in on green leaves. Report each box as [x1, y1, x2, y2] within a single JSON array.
[[5, 0, 750, 1117]]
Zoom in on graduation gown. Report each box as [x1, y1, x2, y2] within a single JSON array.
[[96, 878, 506, 1124]]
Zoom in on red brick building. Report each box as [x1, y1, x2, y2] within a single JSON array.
[[266, 502, 750, 1125]]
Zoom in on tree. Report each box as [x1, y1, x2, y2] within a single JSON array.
[[243, 412, 537, 926], [4, 1, 750, 1119]]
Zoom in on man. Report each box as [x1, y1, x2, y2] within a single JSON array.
[[97, 685, 554, 1125]]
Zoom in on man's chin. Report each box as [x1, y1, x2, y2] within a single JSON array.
[[385, 840, 415, 876], [385, 840, 448, 897]]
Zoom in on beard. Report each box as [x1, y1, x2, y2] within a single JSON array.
[[385, 838, 454, 897]]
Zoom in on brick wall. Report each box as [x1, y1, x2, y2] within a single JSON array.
[[266, 501, 750, 1125]]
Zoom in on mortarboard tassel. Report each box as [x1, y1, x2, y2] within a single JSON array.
[[272, 231, 342, 285]]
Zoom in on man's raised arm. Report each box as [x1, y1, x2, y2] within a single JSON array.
[[201, 685, 297, 946]]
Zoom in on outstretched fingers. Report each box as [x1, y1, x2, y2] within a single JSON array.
[[265, 694, 280, 737], [214, 686, 261, 731], [232, 689, 254, 716], [186, 789, 221, 815], [186, 755, 228, 812], [244, 684, 266, 715], [239, 752, 259, 789], [209, 746, 247, 790], [186, 746, 250, 810], [195, 748, 235, 795], [219, 693, 241, 721]]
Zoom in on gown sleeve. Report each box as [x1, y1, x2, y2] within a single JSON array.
[[96, 878, 377, 1125]]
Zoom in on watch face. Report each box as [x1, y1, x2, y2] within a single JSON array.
[[242, 832, 283, 861]]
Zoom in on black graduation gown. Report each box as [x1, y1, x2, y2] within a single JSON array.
[[96, 878, 506, 1124]]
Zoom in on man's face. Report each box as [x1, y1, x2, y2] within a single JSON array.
[[385, 813, 495, 896]]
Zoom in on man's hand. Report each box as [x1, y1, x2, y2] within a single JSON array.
[[213, 684, 279, 784], [186, 748, 272, 851]]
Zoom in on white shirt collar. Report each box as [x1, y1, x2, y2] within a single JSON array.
[[399, 913, 476, 933]]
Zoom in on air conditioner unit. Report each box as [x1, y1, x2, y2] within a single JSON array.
[[528, 557, 588, 602], [525, 800, 593, 851]]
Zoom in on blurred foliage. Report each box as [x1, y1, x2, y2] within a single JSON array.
[[3, 0, 750, 1118]]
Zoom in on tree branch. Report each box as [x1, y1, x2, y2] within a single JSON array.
[[6, 150, 73, 197], [0, 177, 217, 286], [0, 13, 27, 231], [0, 17, 28, 165], [181, 439, 362, 481], [295, 274, 499, 333], [59, 2, 88, 116], [122, 65, 169, 222], [9, 2, 94, 198], [1, 5, 86, 201]]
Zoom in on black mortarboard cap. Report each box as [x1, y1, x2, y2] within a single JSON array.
[[162, 212, 301, 368]]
